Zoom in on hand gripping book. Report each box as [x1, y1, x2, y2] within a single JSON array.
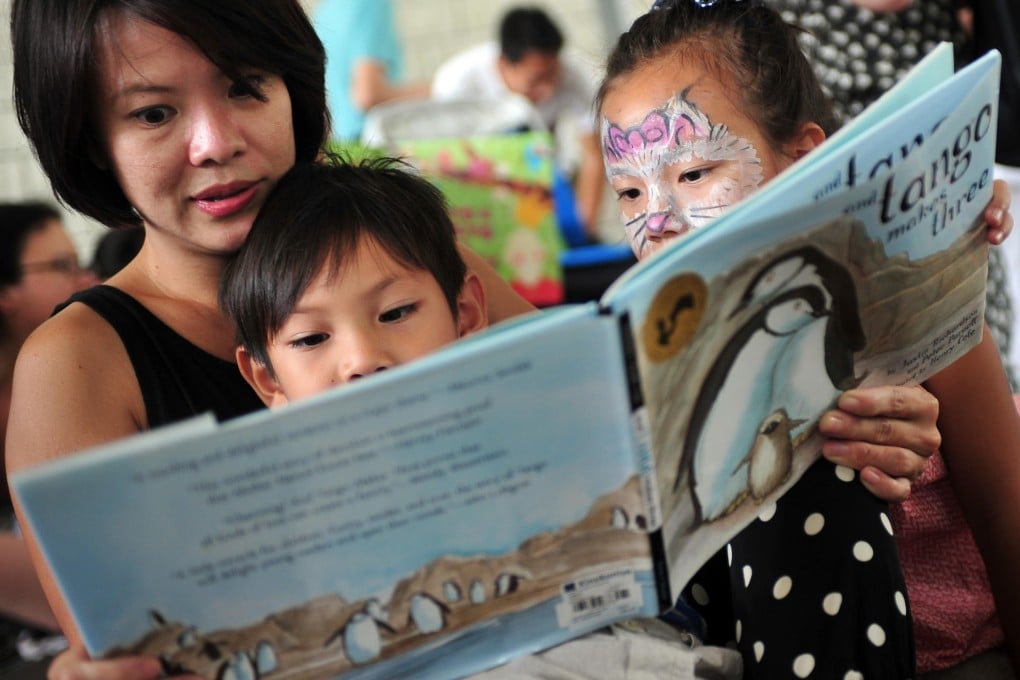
[[11, 46, 1002, 679]]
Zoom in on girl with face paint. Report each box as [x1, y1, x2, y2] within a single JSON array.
[[594, 1, 1020, 677]]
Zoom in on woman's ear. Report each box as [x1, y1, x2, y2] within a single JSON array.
[[456, 272, 488, 338], [785, 121, 827, 160], [235, 345, 289, 408]]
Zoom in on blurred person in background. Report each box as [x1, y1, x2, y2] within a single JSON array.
[[0, 202, 96, 678], [432, 6, 606, 242], [313, 0, 429, 142]]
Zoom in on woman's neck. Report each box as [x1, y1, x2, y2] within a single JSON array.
[[109, 242, 239, 362]]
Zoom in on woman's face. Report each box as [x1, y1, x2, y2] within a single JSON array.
[[92, 12, 296, 258], [600, 56, 795, 261]]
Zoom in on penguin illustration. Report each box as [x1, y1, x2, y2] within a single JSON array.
[[610, 506, 629, 529], [495, 572, 523, 597], [469, 579, 486, 604], [679, 286, 850, 522], [325, 602, 396, 665], [743, 408, 806, 501], [177, 627, 198, 650], [253, 641, 277, 675], [410, 593, 451, 634], [442, 579, 463, 603], [733, 246, 865, 389], [217, 651, 257, 680]]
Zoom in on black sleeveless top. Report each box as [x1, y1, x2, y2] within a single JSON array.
[[57, 285, 264, 428]]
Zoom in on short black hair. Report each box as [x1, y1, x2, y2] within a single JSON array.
[[220, 155, 467, 372], [499, 7, 564, 63], [11, 0, 329, 230], [0, 202, 62, 287]]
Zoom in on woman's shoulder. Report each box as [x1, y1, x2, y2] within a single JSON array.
[[7, 294, 145, 471]]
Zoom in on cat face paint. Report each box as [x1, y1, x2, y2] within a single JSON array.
[[602, 91, 765, 260]]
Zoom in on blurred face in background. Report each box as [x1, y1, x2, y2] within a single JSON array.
[[1, 219, 97, 342], [498, 50, 561, 105]]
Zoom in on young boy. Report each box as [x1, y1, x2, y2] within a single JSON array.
[[219, 155, 488, 405]]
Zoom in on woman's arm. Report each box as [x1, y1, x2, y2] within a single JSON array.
[[6, 306, 145, 642], [925, 326, 1020, 673], [0, 531, 58, 630]]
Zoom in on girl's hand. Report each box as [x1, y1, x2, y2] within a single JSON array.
[[817, 384, 941, 502], [985, 178, 1013, 245], [48, 644, 187, 680]]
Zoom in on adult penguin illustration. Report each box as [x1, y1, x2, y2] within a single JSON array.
[[734, 246, 866, 394], [678, 247, 865, 524]]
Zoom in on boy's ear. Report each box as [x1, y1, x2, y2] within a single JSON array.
[[456, 272, 488, 338], [235, 345, 290, 408], [786, 121, 826, 160]]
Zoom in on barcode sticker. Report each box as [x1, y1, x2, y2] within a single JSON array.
[[555, 569, 643, 628]]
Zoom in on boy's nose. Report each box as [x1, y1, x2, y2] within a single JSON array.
[[338, 334, 393, 384]]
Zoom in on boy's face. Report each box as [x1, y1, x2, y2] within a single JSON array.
[[238, 235, 486, 406]]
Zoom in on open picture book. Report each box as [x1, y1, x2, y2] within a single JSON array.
[[12, 45, 1001, 680]]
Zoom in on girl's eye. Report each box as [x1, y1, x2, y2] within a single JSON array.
[[132, 106, 174, 126], [617, 188, 642, 201], [290, 333, 328, 349], [379, 303, 417, 324], [680, 167, 709, 183], [229, 74, 267, 100]]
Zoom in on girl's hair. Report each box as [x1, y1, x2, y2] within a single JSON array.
[[0, 203, 62, 288], [10, 0, 329, 230], [219, 154, 467, 373], [596, 0, 837, 151]]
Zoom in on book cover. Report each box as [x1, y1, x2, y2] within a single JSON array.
[[11, 46, 1001, 680]]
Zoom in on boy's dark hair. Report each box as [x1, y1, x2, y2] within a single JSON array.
[[596, 1, 837, 151], [499, 7, 564, 63], [0, 202, 62, 287], [220, 155, 467, 372], [11, 0, 329, 230]]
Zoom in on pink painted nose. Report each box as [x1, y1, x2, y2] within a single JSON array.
[[645, 212, 671, 236]]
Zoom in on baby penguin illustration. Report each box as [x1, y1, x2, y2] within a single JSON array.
[[678, 247, 865, 524], [743, 408, 806, 501]]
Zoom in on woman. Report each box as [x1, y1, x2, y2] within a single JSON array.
[[5, 1, 1003, 678]]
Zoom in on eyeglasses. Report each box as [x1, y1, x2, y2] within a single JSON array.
[[20, 256, 85, 276]]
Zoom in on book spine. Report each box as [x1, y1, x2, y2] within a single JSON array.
[[613, 310, 673, 612]]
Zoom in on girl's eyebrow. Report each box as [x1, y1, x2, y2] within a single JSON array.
[[606, 165, 644, 179]]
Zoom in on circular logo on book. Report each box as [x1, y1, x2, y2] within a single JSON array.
[[642, 273, 707, 362]]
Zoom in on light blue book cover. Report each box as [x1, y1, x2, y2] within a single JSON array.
[[12, 47, 1001, 680]]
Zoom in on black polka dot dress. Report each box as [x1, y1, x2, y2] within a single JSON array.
[[681, 459, 916, 678], [770, 0, 965, 124]]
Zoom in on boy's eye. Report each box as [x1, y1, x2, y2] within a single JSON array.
[[289, 333, 328, 349], [132, 105, 174, 126], [617, 188, 642, 201], [379, 303, 417, 324], [229, 74, 267, 100]]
